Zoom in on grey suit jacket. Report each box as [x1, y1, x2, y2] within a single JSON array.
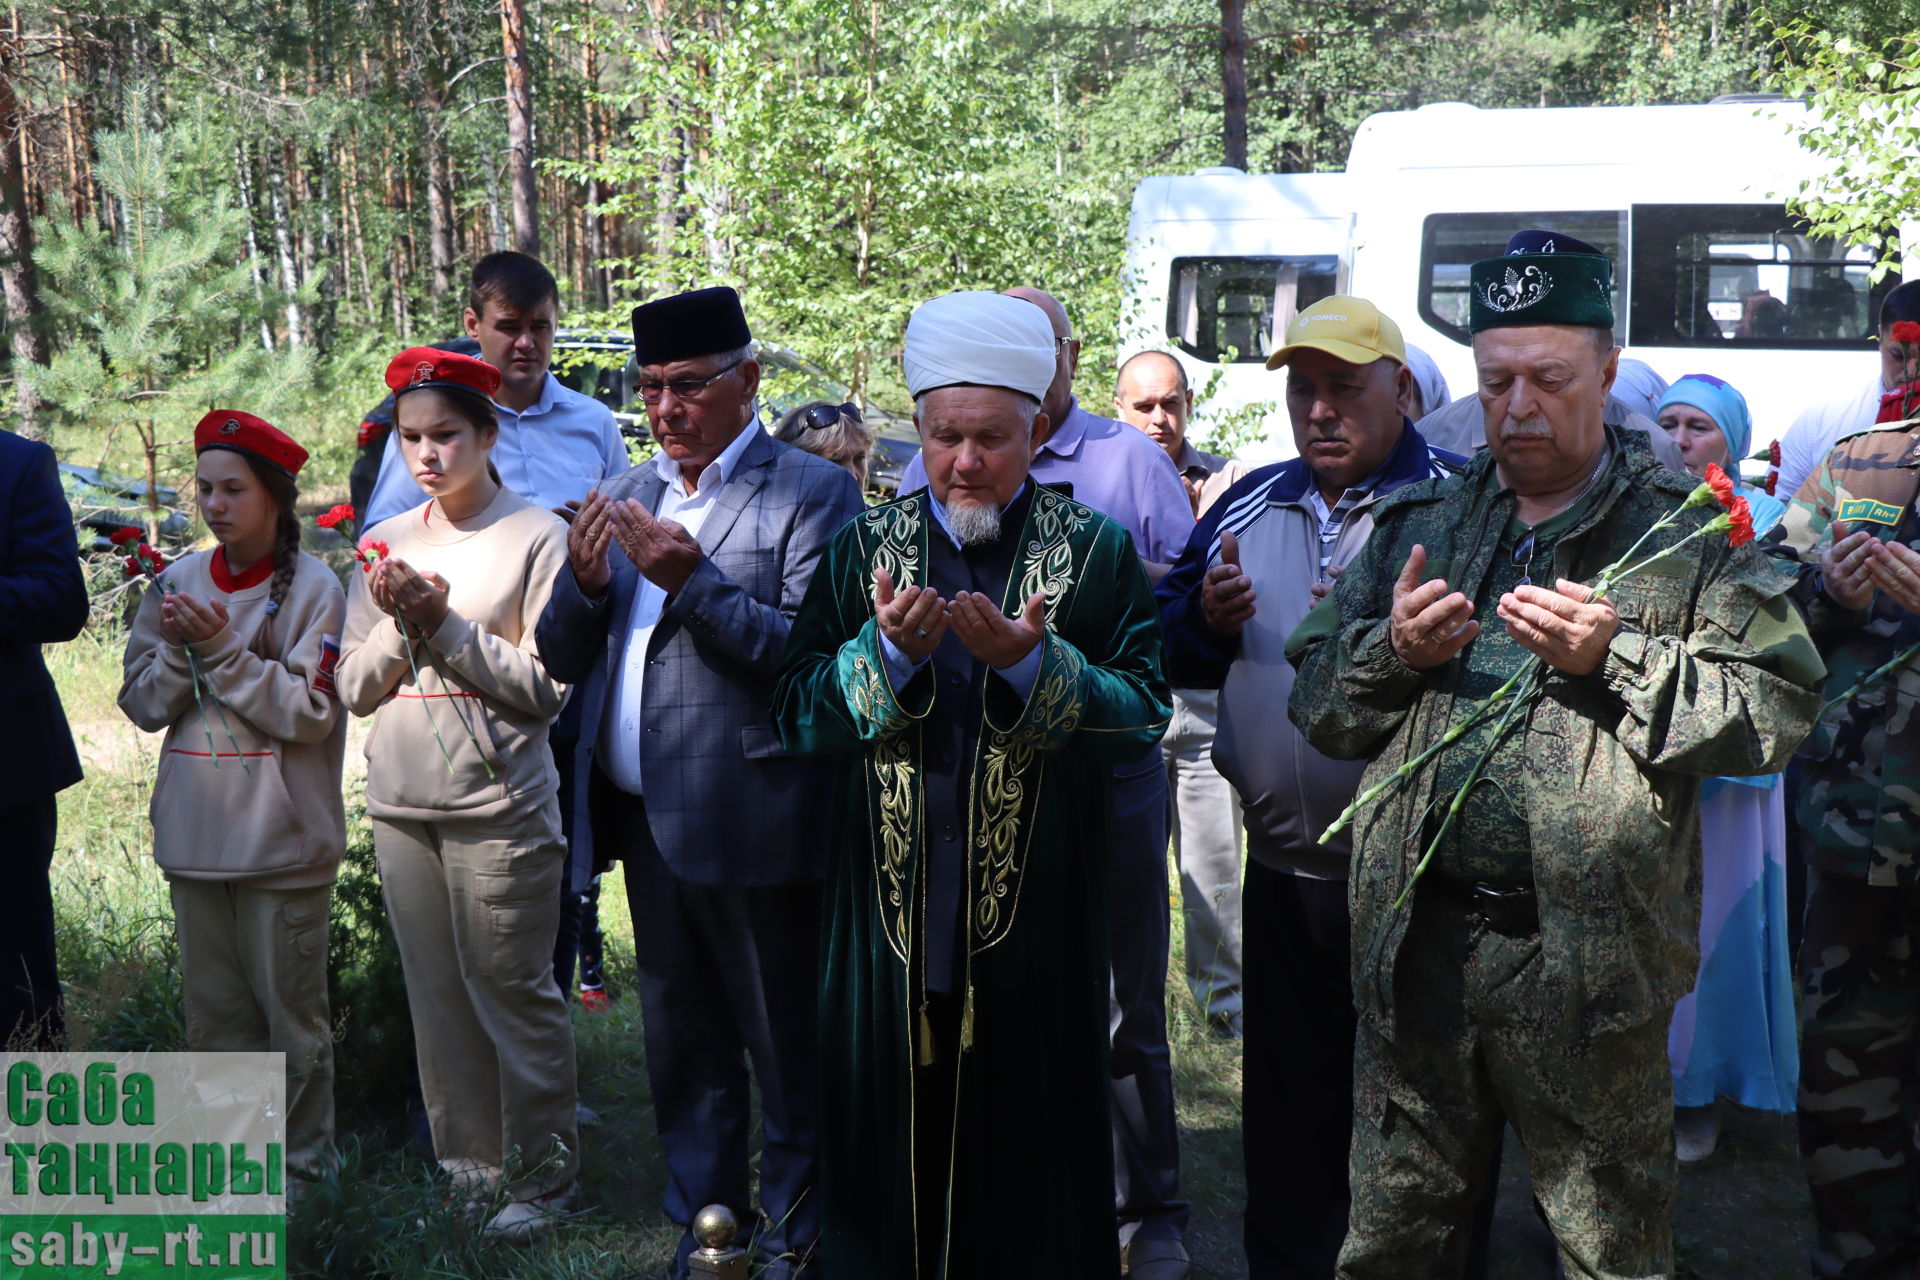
[[538, 427, 867, 888]]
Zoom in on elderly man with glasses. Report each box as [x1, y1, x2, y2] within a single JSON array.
[[536, 286, 866, 1280]]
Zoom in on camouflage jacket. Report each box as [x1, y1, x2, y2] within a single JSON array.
[[1773, 420, 1920, 886], [1288, 431, 1824, 1041]]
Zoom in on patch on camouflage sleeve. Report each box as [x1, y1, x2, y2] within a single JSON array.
[[315, 634, 339, 698], [1838, 498, 1904, 527]]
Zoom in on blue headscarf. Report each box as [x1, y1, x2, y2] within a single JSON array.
[[1656, 373, 1754, 463], [1656, 372, 1785, 539]]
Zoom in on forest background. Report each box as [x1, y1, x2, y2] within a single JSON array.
[[8, 3, 1920, 1275], [5, 0, 1920, 481]]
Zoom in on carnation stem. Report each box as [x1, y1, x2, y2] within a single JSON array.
[[1389, 665, 1544, 911], [1820, 638, 1920, 718], [1325, 497, 1715, 843], [396, 619, 461, 777], [182, 644, 222, 769], [1318, 660, 1533, 844], [184, 647, 252, 777], [420, 645, 498, 782]]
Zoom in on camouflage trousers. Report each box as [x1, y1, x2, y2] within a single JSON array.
[[1338, 883, 1676, 1280], [1799, 869, 1920, 1279]]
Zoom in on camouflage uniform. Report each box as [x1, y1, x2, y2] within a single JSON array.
[[1289, 431, 1824, 1280], [1774, 421, 1920, 1278]]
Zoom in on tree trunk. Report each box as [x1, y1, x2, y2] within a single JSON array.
[[0, 20, 46, 429], [501, 0, 539, 257], [483, 155, 506, 250], [265, 142, 304, 346], [582, 0, 608, 306], [423, 111, 455, 298], [1220, 0, 1248, 169], [233, 141, 275, 349], [344, 138, 376, 324], [648, 0, 682, 294]]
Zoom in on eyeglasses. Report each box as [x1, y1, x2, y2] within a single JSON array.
[[636, 359, 744, 403], [801, 402, 862, 432], [1512, 529, 1536, 588]]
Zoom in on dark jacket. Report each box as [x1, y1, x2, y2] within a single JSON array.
[[1156, 423, 1461, 876], [536, 428, 867, 889], [0, 431, 87, 811]]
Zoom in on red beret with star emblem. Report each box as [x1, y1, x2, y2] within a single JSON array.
[[384, 346, 502, 401], [193, 410, 309, 477]]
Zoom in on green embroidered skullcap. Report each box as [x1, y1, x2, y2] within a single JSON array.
[[1468, 229, 1615, 332]]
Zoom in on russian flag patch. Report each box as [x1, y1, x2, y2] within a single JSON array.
[[315, 634, 340, 698]]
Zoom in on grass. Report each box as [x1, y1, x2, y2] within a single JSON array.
[[43, 627, 1813, 1279]]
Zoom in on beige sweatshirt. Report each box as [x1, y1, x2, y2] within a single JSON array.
[[337, 487, 570, 837], [118, 549, 349, 890]]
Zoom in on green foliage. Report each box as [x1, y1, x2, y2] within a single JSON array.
[[25, 91, 315, 521], [1768, 17, 1920, 281]]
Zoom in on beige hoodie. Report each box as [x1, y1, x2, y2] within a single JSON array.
[[337, 487, 570, 838], [118, 550, 349, 890]]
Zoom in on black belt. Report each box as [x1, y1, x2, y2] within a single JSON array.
[[1431, 876, 1540, 938]]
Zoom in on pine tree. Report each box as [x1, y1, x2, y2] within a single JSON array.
[[25, 92, 312, 536]]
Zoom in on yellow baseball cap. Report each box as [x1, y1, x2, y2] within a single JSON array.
[[1266, 295, 1406, 371]]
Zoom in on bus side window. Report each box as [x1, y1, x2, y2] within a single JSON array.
[[1168, 256, 1339, 364], [1417, 211, 1625, 347], [1628, 204, 1892, 349]]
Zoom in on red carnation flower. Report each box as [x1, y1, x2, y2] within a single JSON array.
[[1703, 463, 1737, 512], [122, 555, 141, 577], [1893, 320, 1920, 346], [108, 527, 141, 546], [316, 503, 357, 531], [1728, 496, 1756, 548], [356, 537, 390, 572]]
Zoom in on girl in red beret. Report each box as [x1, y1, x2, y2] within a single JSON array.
[[335, 347, 579, 1240], [116, 410, 349, 1201]]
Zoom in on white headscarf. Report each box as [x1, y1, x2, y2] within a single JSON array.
[[903, 291, 1055, 404], [1611, 358, 1670, 422], [1402, 343, 1450, 421]]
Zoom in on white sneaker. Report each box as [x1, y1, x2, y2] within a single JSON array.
[[482, 1188, 575, 1244], [1674, 1105, 1720, 1163]]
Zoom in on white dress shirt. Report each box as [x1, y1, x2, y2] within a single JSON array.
[[1776, 375, 1886, 503], [877, 486, 1042, 699], [598, 420, 763, 795]]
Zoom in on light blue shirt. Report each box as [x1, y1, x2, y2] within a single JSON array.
[[877, 485, 1042, 699], [898, 397, 1193, 564], [365, 372, 628, 525]]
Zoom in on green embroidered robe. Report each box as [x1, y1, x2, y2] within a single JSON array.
[[772, 484, 1171, 1279]]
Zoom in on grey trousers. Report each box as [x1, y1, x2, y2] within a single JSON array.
[[1165, 689, 1244, 1022]]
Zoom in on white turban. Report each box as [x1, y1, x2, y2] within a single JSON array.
[[902, 291, 1056, 404]]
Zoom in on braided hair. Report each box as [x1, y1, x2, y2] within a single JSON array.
[[231, 451, 303, 654]]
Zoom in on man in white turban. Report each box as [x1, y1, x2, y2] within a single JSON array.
[[773, 290, 1174, 1279]]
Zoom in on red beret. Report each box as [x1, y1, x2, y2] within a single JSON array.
[[385, 346, 502, 401], [193, 410, 309, 477]]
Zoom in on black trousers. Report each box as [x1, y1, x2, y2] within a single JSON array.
[[1243, 861, 1354, 1279], [1, 795, 64, 1049], [591, 770, 822, 1278]]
